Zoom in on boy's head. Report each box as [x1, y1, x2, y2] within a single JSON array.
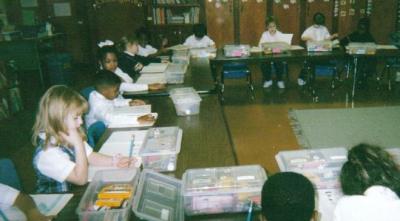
[[118, 35, 139, 54], [261, 172, 315, 221], [94, 70, 121, 100], [193, 24, 207, 39], [135, 27, 150, 47], [313, 12, 325, 26], [356, 18, 370, 34]]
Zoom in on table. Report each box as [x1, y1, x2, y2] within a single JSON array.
[[123, 58, 216, 98], [56, 94, 260, 220]]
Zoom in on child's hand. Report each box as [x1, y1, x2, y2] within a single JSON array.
[[129, 99, 146, 106], [330, 33, 339, 39], [27, 208, 55, 221], [161, 38, 168, 47], [148, 83, 166, 91], [114, 157, 136, 168], [137, 114, 155, 125], [59, 129, 83, 148], [134, 63, 144, 71]]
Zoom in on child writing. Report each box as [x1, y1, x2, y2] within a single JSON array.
[[135, 27, 169, 57], [97, 42, 165, 92], [183, 24, 215, 48], [299, 12, 338, 86], [334, 143, 400, 221], [117, 35, 162, 79], [259, 16, 289, 89], [85, 70, 150, 129], [32, 85, 137, 193]]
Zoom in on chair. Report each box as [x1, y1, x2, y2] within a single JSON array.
[[80, 86, 95, 101], [378, 58, 400, 90], [220, 63, 254, 101]]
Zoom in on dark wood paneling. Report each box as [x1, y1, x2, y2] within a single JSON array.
[[369, 0, 398, 43], [272, 1, 302, 45], [239, 0, 266, 45], [337, 0, 368, 38], [205, 0, 235, 48]]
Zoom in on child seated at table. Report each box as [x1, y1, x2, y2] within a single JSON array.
[[334, 143, 400, 221], [32, 85, 137, 193], [259, 16, 291, 89], [136, 27, 169, 57], [261, 172, 317, 221], [299, 12, 338, 86], [183, 24, 215, 49], [85, 70, 146, 129]]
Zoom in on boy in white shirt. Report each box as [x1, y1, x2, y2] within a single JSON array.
[[299, 12, 338, 86], [136, 27, 168, 57], [85, 70, 146, 129], [183, 24, 215, 48]]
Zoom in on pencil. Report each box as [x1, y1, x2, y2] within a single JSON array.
[[128, 135, 135, 166], [246, 200, 253, 221]]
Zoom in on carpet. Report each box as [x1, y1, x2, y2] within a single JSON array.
[[289, 106, 400, 149]]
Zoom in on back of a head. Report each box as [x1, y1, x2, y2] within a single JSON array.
[[313, 12, 325, 26], [117, 35, 139, 52], [193, 24, 206, 39], [357, 18, 370, 32], [262, 172, 315, 221], [340, 143, 400, 196], [95, 70, 121, 91]]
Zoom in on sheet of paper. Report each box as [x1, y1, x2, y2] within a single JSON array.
[[317, 189, 343, 221], [140, 63, 169, 74], [281, 33, 293, 45], [168, 44, 189, 51], [104, 130, 148, 145], [108, 113, 158, 128], [290, 45, 305, 50], [111, 105, 151, 115], [376, 44, 398, 50], [0, 194, 73, 220], [136, 73, 167, 84]]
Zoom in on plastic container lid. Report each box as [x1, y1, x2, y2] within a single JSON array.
[[166, 64, 188, 75], [139, 127, 183, 157], [182, 165, 267, 195], [132, 170, 183, 221]]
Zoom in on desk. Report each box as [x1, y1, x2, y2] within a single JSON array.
[[0, 34, 63, 89], [56, 94, 258, 220], [123, 58, 216, 98]]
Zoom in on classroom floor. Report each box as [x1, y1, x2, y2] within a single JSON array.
[[1, 63, 400, 193]]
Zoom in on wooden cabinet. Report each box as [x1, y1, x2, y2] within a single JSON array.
[[205, 0, 235, 48], [239, 0, 267, 46]]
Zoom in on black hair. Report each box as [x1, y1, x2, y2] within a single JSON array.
[[193, 24, 207, 39], [357, 17, 370, 32], [97, 45, 118, 63], [265, 16, 278, 27], [94, 70, 121, 91], [116, 35, 139, 52], [262, 172, 315, 221], [313, 12, 325, 25], [135, 26, 149, 38], [340, 143, 400, 197]]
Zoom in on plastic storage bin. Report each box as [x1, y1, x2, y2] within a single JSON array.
[[172, 55, 190, 65], [307, 40, 333, 52], [261, 42, 291, 54], [182, 165, 267, 215], [275, 147, 347, 189], [139, 127, 183, 172], [224, 45, 251, 57], [169, 87, 202, 116], [76, 169, 139, 221], [347, 42, 377, 55], [132, 170, 184, 221], [166, 64, 188, 84]]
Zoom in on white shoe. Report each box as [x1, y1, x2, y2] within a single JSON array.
[[263, 80, 273, 88], [297, 78, 306, 86], [277, 81, 285, 89]]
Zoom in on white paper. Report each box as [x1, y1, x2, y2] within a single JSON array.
[[140, 63, 169, 74], [111, 105, 151, 115], [281, 33, 293, 45], [290, 45, 305, 50], [168, 44, 189, 51], [53, 3, 71, 17], [108, 113, 158, 128], [136, 73, 167, 84], [376, 44, 398, 50]]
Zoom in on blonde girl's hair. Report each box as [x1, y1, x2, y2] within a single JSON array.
[[116, 35, 139, 53], [32, 85, 88, 148]]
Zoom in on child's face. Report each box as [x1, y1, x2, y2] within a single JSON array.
[[126, 42, 139, 54], [65, 112, 83, 130], [101, 85, 120, 100], [102, 53, 118, 72], [267, 22, 277, 34]]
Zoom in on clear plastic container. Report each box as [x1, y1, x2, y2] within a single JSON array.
[[172, 55, 190, 65], [139, 127, 183, 172], [132, 170, 184, 221], [223, 45, 251, 57], [76, 169, 139, 221], [166, 64, 188, 84], [307, 40, 333, 52], [182, 165, 267, 215], [261, 42, 291, 54], [347, 42, 377, 55], [169, 87, 202, 116], [275, 147, 347, 189], [173, 48, 190, 57]]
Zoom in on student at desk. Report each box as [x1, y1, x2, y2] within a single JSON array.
[[136, 27, 169, 57], [340, 18, 376, 87], [183, 24, 215, 48], [299, 12, 338, 86], [334, 144, 400, 221], [259, 16, 290, 89]]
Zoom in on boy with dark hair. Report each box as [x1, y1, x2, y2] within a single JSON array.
[[261, 172, 317, 221], [183, 24, 215, 48]]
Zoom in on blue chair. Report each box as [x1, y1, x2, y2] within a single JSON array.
[[80, 86, 95, 101], [220, 63, 254, 101]]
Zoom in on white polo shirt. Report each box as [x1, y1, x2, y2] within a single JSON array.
[[114, 67, 148, 92], [334, 186, 400, 221], [138, 44, 158, 57], [183, 35, 215, 48], [301, 25, 331, 42]]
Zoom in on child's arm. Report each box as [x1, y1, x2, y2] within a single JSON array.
[[14, 192, 55, 221], [88, 152, 136, 168], [60, 129, 88, 185]]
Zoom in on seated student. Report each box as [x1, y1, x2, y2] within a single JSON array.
[[97, 43, 164, 92], [334, 143, 400, 221], [259, 16, 290, 89], [32, 85, 137, 193], [261, 172, 318, 221], [340, 18, 376, 87], [117, 35, 161, 79], [0, 159, 53, 221], [85, 70, 146, 129], [183, 24, 215, 48], [299, 12, 338, 86], [136, 27, 169, 57]]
